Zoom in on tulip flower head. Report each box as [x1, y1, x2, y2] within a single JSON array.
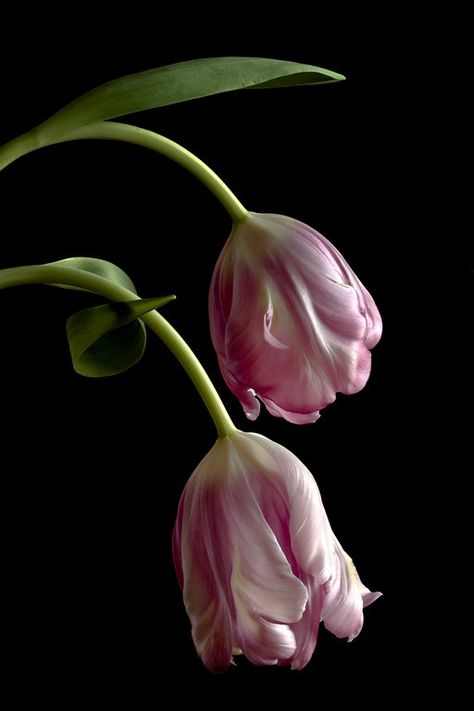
[[209, 213, 382, 423], [173, 430, 380, 672]]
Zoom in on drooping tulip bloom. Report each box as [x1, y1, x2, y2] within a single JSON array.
[[209, 213, 382, 424], [172, 430, 380, 672]]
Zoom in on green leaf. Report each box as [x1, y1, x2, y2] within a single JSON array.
[[41, 57, 345, 136], [47, 257, 138, 294], [67, 295, 175, 377]]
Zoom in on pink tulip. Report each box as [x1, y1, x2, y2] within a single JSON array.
[[173, 431, 380, 672], [209, 213, 382, 424]]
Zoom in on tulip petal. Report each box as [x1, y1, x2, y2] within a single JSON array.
[[219, 368, 261, 421], [225, 435, 309, 662], [290, 578, 324, 670], [174, 435, 310, 670], [173, 445, 237, 672], [363, 589, 383, 607], [322, 537, 381, 642], [230, 547, 307, 628], [260, 395, 320, 424], [245, 434, 333, 582], [233, 601, 298, 665], [263, 307, 288, 349]]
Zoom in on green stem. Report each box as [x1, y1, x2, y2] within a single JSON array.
[[68, 122, 248, 223], [0, 265, 236, 439], [0, 121, 249, 224]]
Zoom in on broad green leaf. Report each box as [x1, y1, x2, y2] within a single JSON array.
[[67, 295, 175, 377], [47, 257, 138, 293], [41, 57, 345, 137]]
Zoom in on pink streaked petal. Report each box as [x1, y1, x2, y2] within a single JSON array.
[[176, 434, 313, 670], [244, 434, 332, 582], [235, 603, 297, 666], [230, 550, 307, 627], [290, 577, 324, 671], [322, 537, 381, 643], [263, 307, 289, 350], [224, 434, 309, 664], [362, 590, 383, 608], [226, 437, 308, 621], [189, 597, 234, 673], [260, 395, 321, 424], [174, 444, 237, 672], [357, 283, 383, 348], [337, 343, 372, 395], [218, 363, 261, 421]]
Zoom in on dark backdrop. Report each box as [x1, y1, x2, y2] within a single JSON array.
[[0, 6, 469, 704]]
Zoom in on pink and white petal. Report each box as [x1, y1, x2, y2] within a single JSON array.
[[287, 481, 333, 584], [263, 307, 289, 350], [223, 435, 310, 663], [238, 334, 335, 422], [188, 593, 234, 673], [260, 395, 320, 424], [217, 363, 261, 420], [230, 548, 307, 628], [178, 528, 235, 673], [290, 577, 324, 671], [322, 537, 380, 643], [233, 602, 297, 666], [226, 469, 308, 624], [244, 434, 333, 583], [175, 448, 237, 672], [363, 589, 383, 608]]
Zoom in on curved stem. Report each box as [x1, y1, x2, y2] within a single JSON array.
[[67, 122, 248, 223], [0, 265, 236, 439], [0, 121, 249, 224]]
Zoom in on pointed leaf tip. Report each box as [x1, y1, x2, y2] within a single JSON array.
[[67, 294, 175, 377], [41, 57, 346, 137]]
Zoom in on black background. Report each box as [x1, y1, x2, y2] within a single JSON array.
[[0, 6, 469, 704]]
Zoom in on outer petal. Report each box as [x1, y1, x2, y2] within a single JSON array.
[[321, 536, 382, 642], [244, 433, 333, 583], [238, 433, 333, 669], [173, 446, 235, 672], [290, 577, 324, 671], [173, 435, 309, 671], [260, 395, 320, 424], [224, 434, 308, 664]]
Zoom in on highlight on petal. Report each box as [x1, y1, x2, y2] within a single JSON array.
[[260, 396, 321, 425], [209, 212, 382, 423], [244, 433, 332, 582], [263, 307, 288, 350], [232, 555, 304, 666], [217, 366, 261, 421]]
